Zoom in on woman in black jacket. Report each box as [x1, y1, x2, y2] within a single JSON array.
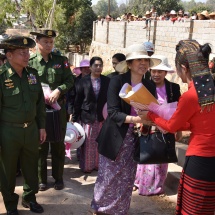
[[72, 57, 110, 173], [91, 44, 161, 215]]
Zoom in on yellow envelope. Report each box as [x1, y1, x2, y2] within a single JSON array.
[[119, 83, 158, 105]]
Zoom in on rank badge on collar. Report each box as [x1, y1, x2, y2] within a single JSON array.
[[27, 74, 37, 85]]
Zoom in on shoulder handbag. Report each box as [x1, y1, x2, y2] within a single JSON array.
[[133, 130, 178, 164]]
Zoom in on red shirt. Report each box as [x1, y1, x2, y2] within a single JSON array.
[[148, 81, 215, 157]]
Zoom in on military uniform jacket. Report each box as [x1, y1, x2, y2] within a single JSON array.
[[29, 52, 74, 101], [0, 62, 46, 128]]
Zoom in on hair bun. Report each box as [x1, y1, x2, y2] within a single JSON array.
[[201, 43, 211, 60]]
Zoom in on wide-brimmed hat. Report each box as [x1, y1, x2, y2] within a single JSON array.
[[145, 11, 151, 16], [73, 59, 90, 76], [170, 10, 177, 15], [150, 55, 175, 73], [30, 29, 57, 38], [143, 41, 154, 52], [0, 35, 36, 50], [209, 12, 215, 16], [115, 44, 161, 73], [64, 122, 85, 149], [198, 10, 209, 18]]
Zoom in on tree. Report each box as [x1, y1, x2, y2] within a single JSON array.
[[0, 0, 17, 23], [71, 7, 97, 53], [189, 5, 211, 15], [127, 0, 183, 16], [206, 0, 215, 11], [92, 0, 119, 18]]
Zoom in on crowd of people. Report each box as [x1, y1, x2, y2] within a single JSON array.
[[96, 7, 215, 25], [0, 29, 215, 215]]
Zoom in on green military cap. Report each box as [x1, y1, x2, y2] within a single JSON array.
[[0, 35, 36, 50], [30, 29, 57, 38]]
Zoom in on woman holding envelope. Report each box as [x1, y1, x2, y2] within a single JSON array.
[[91, 44, 161, 215], [133, 55, 181, 195], [134, 40, 215, 215]]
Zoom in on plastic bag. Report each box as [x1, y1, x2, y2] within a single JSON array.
[[41, 83, 61, 110], [148, 101, 178, 120]]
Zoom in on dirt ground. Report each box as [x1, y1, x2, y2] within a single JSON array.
[[0, 150, 177, 215]]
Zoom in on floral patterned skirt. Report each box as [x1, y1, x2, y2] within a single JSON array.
[[91, 128, 137, 215], [134, 163, 168, 196]]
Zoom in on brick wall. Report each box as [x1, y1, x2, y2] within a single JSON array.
[[90, 20, 215, 92]]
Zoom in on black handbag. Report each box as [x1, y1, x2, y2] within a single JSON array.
[[45, 107, 62, 142], [133, 131, 178, 164]]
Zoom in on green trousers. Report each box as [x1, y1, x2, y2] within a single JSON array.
[[0, 122, 39, 211], [38, 107, 67, 184]]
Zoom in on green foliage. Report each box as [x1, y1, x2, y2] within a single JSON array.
[[92, 0, 119, 18], [0, 0, 17, 23], [206, 0, 215, 11], [189, 5, 211, 15], [21, 0, 53, 27], [126, 0, 183, 16], [71, 7, 97, 52], [61, 0, 92, 17]]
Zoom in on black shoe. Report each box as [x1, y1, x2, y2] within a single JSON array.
[[7, 209, 19, 215], [22, 199, 44, 213], [39, 183, 47, 191], [54, 180, 64, 190]]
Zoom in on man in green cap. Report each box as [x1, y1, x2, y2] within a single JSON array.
[[0, 36, 46, 214], [29, 29, 74, 191]]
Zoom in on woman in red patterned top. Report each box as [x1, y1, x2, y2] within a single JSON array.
[[136, 40, 215, 215]]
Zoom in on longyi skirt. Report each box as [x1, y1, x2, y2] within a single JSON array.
[[91, 128, 137, 215], [176, 156, 215, 215]]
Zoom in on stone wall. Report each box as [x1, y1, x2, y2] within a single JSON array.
[[90, 20, 215, 92]]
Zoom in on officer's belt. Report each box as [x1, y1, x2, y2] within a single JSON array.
[[0, 121, 33, 128]]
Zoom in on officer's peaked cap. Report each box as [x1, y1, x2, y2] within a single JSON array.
[[30, 29, 57, 38], [0, 35, 36, 50]]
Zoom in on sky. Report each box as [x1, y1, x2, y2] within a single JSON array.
[[92, 0, 206, 5]]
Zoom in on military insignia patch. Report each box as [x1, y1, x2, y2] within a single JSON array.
[[27, 74, 37, 84], [64, 61, 69, 68], [23, 38, 28, 45], [8, 68, 13, 75], [53, 64, 61, 69], [5, 79, 14, 88], [48, 31, 52, 36], [5, 79, 12, 83]]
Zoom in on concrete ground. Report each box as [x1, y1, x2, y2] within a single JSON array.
[[0, 150, 181, 215]]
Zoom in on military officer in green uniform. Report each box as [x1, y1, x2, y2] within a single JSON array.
[[29, 29, 74, 191], [0, 36, 46, 214]]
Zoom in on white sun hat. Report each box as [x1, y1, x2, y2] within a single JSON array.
[[150, 55, 175, 73], [115, 44, 161, 73], [170, 10, 177, 15], [64, 122, 85, 149]]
